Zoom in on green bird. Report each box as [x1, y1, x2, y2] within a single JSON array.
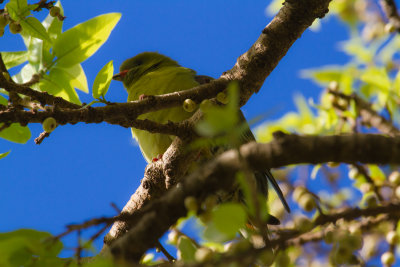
[[112, 52, 290, 220]]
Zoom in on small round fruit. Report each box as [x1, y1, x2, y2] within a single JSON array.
[[199, 211, 212, 224], [298, 194, 317, 212], [324, 229, 334, 244], [216, 92, 228, 104], [2, 72, 10, 81], [183, 98, 196, 112], [386, 231, 399, 245], [50, 6, 61, 17], [203, 195, 217, 211], [258, 248, 275, 266], [385, 23, 396, 33], [195, 247, 213, 262], [294, 216, 313, 233], [348, 168, 360, 180], [42, 117, 57, 133], [200, 99, 213, 111], [339, 233, 363, 251], [184, 196, 198, 212], [395, 186, 400, 199], [327, 162, 340, 168], [275, 252, 290, 267], [328, 81, 339, 91], [359, 183, 373, 194], [9, 21, 22, 34], [363, 194, 378, 208], [389, 171, 400, 185], [292, 186, 307, 202], [381, 251, 395, 265], [167, 230, 179, 245]]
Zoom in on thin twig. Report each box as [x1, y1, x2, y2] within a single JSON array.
[[156, 241, 175, 262], [34, 131, 50, 145]]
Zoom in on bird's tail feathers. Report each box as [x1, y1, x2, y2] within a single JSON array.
[[265, 169, 291, 213]]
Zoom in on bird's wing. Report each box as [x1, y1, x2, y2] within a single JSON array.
[[195, 75, 290, 213], [238, 111, 290, 213]]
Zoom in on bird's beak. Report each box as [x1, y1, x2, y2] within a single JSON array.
[[112, 69, 129, 81]]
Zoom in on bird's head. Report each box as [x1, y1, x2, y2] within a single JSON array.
[[112, 52, 179, 88]]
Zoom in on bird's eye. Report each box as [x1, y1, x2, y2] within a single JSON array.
[[134, 60, 142, 66]]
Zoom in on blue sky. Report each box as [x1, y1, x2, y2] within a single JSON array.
[[0, 0, 349, 257]]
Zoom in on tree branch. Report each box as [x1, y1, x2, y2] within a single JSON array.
[[108, 133, 400, 262], [329, 89, 400, 137], [380, 0, 400, 31], [102, 0, 333, 257]]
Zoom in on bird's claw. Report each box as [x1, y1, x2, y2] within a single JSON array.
[[139, 94, 149, 100], [152, 154, 163, 162]]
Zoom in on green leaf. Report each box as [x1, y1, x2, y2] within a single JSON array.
[[368, 165, 386, 186], [177, 236, 196, 262], [40, 70, 81, 105], [1, 51, 28, 69], [212, 203, 246, 238], [12, 63, 36, 84], [0, 123, 31, 143], [301, 66, 343, 86], [0, 150, 10, 159], [53, 13, 121, 67], [360, 67, 391, 92], [340, 38, 374, 64], [196, 82, 239, 137], [311, 164, 321, 179], [0, 229, 63, 266], [20, 17, 51, 42], [6, 0, 30, 21], [54, 64, 88, 93], [92, 60, 113, 98], [42, 1, 63, 40], [203, 221, 231, 243], [0, 95, 7, 105]]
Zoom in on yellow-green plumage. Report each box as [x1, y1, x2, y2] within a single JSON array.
[[115, 52, 199, 162], [113, 52, 290, 216]]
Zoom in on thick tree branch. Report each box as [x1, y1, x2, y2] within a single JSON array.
[[108, 133, 400, 262], [380, 0, 400, 31], [102, 0, 333, 256], [222, 0, 330, 105]]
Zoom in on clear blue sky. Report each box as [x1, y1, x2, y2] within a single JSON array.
[[0, 0, 349, 257]]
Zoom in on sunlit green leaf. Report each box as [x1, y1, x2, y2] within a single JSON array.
[[53, 13, 121, 67], [54, 64, 88, 93], [0, 150, 10, 159], [6, 0, 30, 21], [368, 165, 386, 186], [0, 123, 31, 143], [92, 60, 113, 98], [203, 221, 231, 243], [212, 203, 246, 238], [0, 229, 63, 266], [196, 82, 239, 137], [340, 38, 374, 64], [0, 95, 7, 105], [42, 1, 63, 40], [360, 67, 391, 92], [40, 70, 81, 105], [12, 63, 36, 84], [311, 164, 321, 179], [20, 17, 51, 42], [1, 51, 28, 69]]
